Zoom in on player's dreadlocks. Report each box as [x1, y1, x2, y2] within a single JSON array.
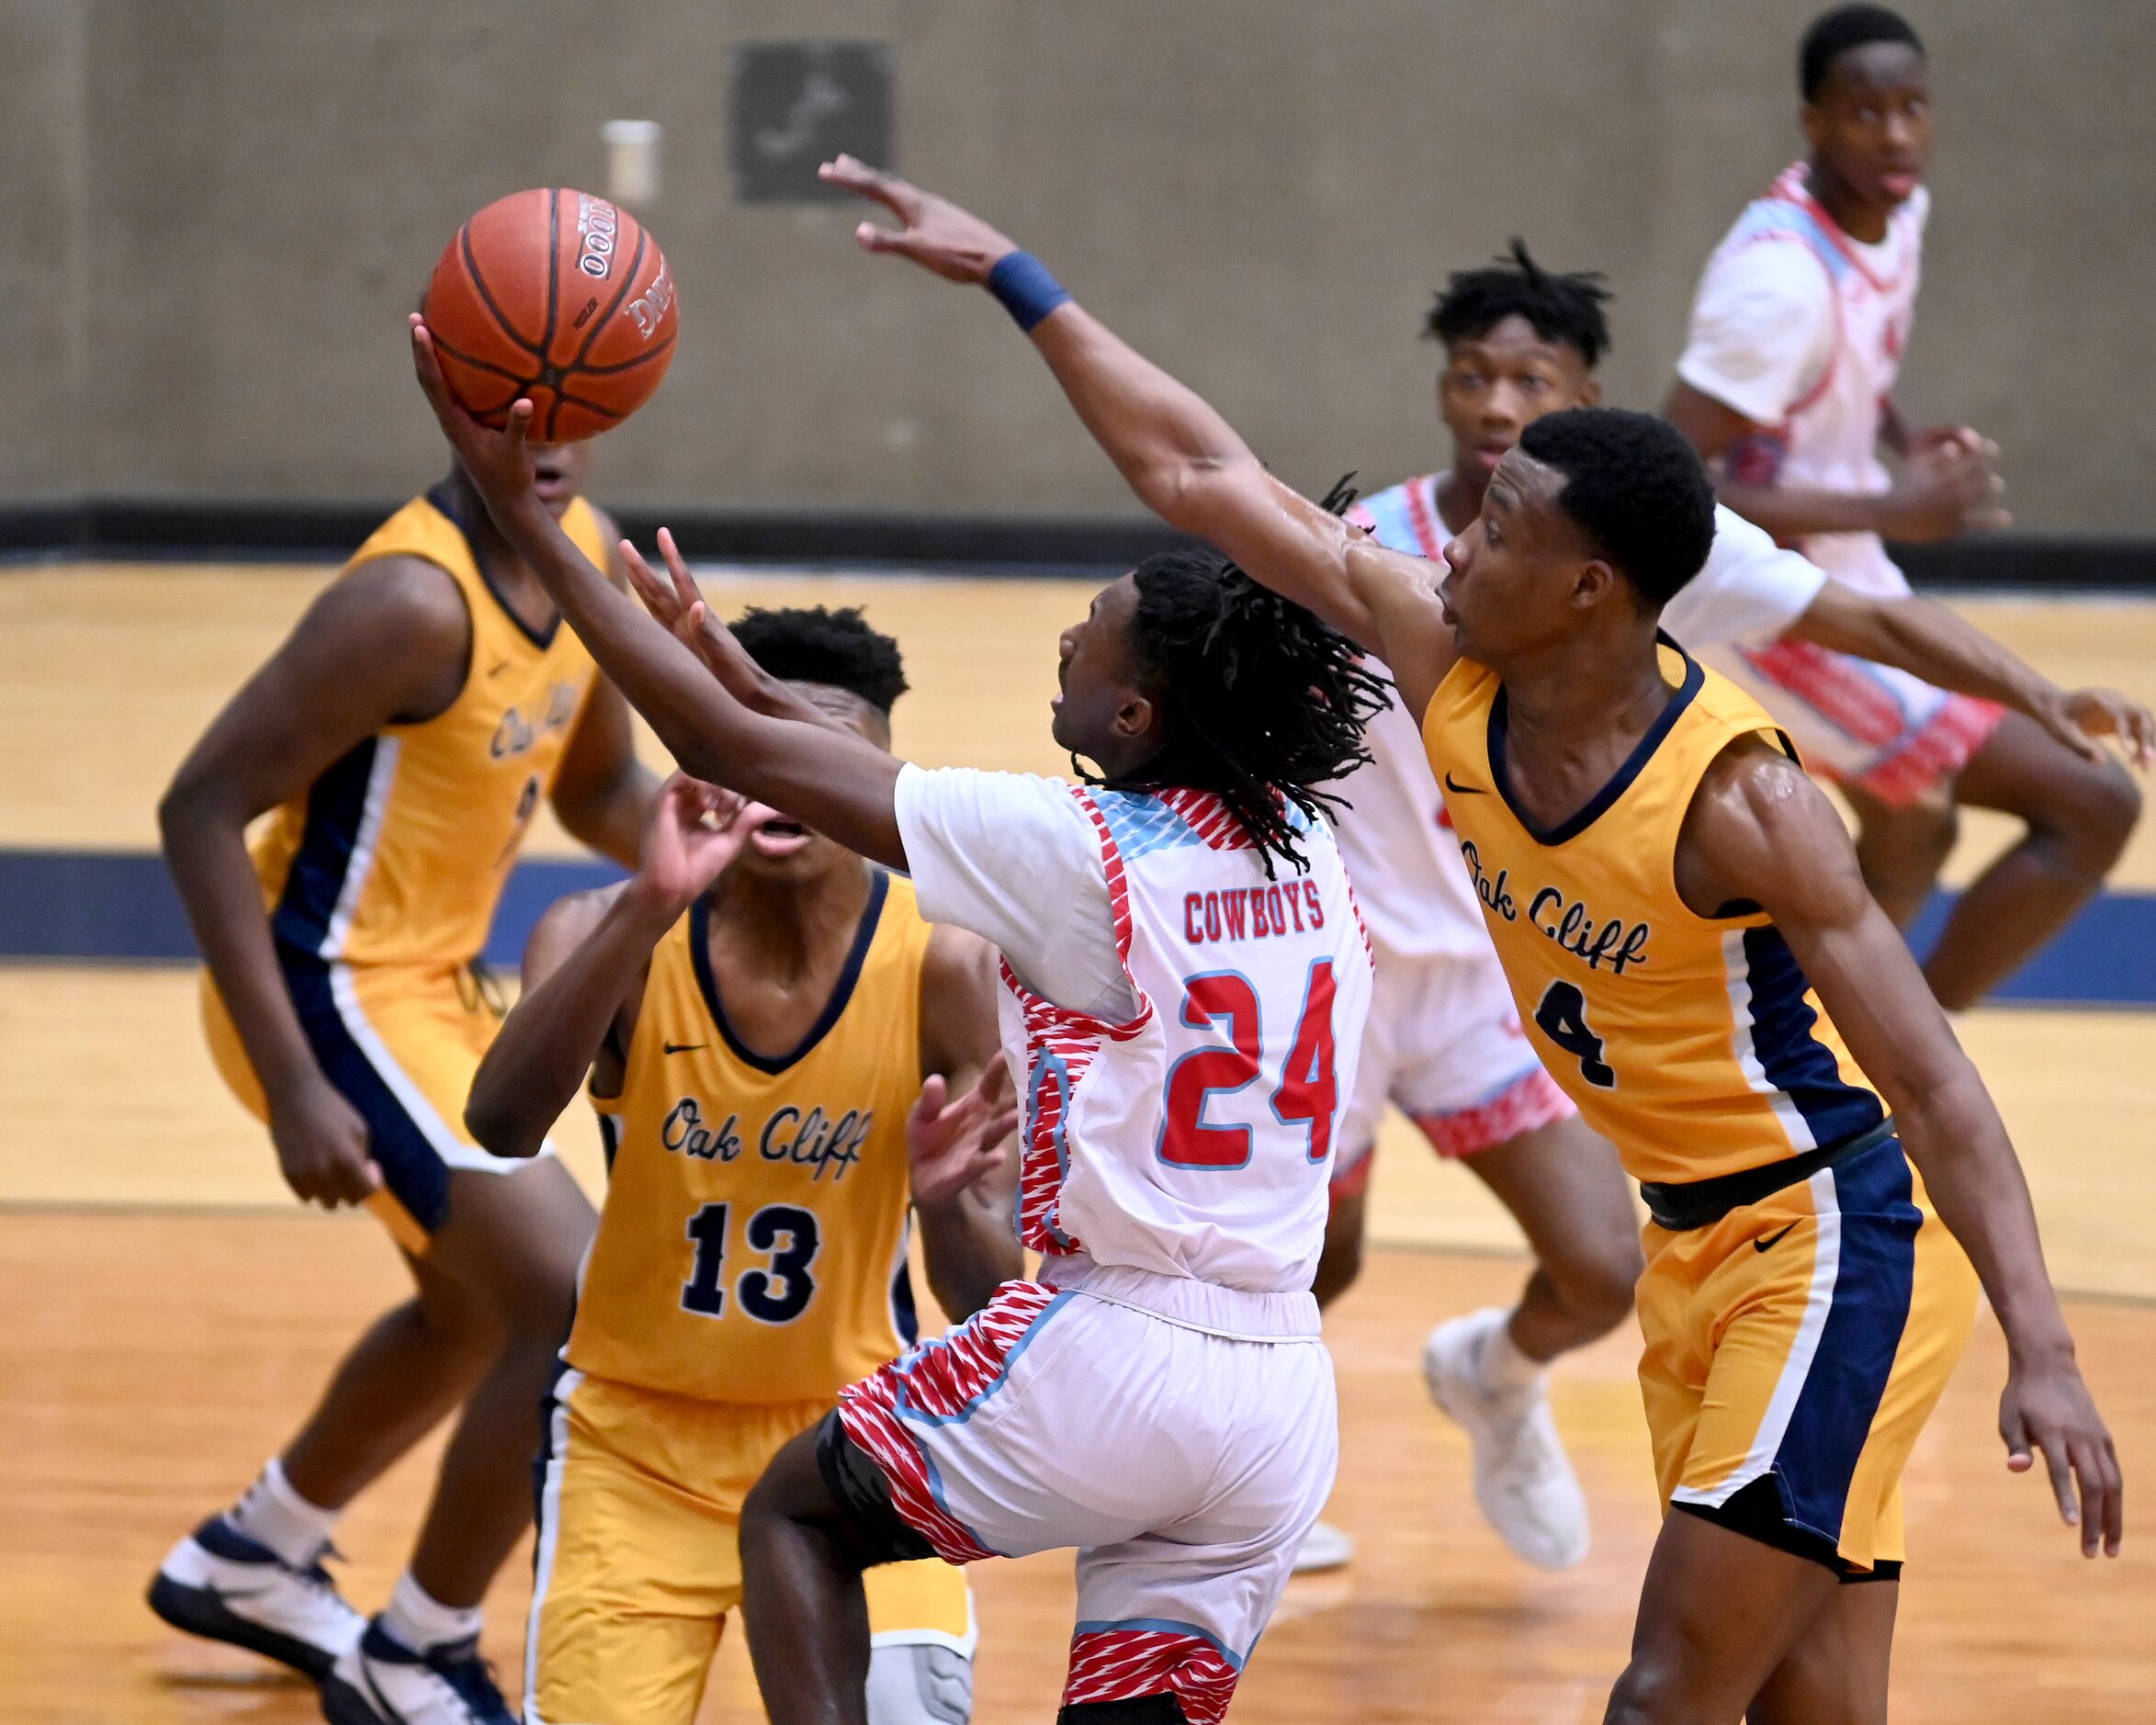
[[1426, 239, 1614, 369], [1096, 480, 1389, 879], [729, 604, 909, 714]]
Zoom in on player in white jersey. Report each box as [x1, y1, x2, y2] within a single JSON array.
[[1304, 241, 2150, 1577], [410, 315, 1383, 1724], [1665, 4, 2145, 1009]]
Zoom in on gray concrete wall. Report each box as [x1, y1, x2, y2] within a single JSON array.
[[5, 0, 2151, 530]]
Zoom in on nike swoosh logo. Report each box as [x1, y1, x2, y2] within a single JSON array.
[[663, 1042, 705, 1056], [488, 659, 512, 677], [1754, 1223, 1799, 1253], [1442, 772, 1486, 795]]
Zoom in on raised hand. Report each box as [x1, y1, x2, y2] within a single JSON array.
[[621, 528, 739, 679], [2001, 1350, 2124, 1558], [409, 314, 540, 509], [632, 772, 773, 920], [817, 153, 1021, 283], [905, 1063, 1019, 1209]]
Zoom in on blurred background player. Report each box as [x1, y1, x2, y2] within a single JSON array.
[[412, 297, 1384, 1724], [1304, 235, 2150, 1576], [148, 442, 656, 1725], [461, 599, 1018, 1725], [1664, 3, 2143, 1009]]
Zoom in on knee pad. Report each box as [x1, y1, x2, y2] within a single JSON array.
[[865, 1641, 975, 1725], [1055, 1695, 1189, 1724]]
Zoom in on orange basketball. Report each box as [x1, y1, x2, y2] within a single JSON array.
[[423, 188, 679, 442]]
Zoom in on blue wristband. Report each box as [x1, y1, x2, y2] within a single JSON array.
[[987, 251, 1071, 333]]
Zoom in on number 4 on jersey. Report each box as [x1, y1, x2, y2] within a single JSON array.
[[1533, 979, 1615, 1088]]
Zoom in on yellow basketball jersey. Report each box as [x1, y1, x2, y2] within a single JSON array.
[[568, 871, 934, 1404], [1422, 637, 1887, 1187], [253, 486, 604, 967]]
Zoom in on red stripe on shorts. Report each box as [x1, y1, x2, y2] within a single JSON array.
[[1063, 1628, 1242, 1725], [1409, 1064, 1575, 1159], [837, 1281, 1062, 1565]]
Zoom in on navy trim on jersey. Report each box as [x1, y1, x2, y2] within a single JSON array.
[[1740, 924, 1888, 1147], [269, 736, 378, 954], [1487, 633, 1706, 847], [277, 946, 452, 1231], [890, 1258, 920, 1347], [689, 867, 891, 1077], [424, 479, 561, 650], [1771, 1133, 1920, 1547]]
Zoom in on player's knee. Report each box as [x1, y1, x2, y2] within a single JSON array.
[[1603, 1661, 1699, 1725], [2049, 756, 2141, 872], [1056, 1695, 1188, 1724], [1548, 1222, 1642, 1336], [866, 1642, 974, 1725]]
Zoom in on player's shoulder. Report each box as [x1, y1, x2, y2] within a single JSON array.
[[314, 550, 471, 659], [1675, 729, 1845, 908]]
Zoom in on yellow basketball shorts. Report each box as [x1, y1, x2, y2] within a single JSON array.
[[528, 1369, 975, 1725], [202, 953, 544, 1252], [1636, 1133, 1979, 1572]]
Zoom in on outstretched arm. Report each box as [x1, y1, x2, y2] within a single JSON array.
[[818, 157, 1461, 719], [467, 775, 773, 1156], [1787, 583, 2154, 768], [1677, 738, 2121, 1558], [410, 318, 907, 869]]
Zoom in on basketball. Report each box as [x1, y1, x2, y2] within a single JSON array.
[[422, 187, 678, 442]]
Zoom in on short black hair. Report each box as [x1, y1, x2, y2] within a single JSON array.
[[1112, 536, 1387, 878], [1427, 240, 1613, 370], [1800, 5, 1924, 102], [728, 605, 908, 715], [1516, 409, 1716, 608]]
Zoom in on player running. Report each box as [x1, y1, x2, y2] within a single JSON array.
[[1664, 4, 2144, 1009], [150, 445, 655, 1725], [461, 601, 1020, 1725], [829, 158, 2123, 1725], [411, 313, 1383, 1725], [1308, 237, 2149, 1577]]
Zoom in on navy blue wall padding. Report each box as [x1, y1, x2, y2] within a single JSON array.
[[2, 847, 2153, 1008]]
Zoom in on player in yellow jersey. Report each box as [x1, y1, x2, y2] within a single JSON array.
[[461, 600, 1020, 1725], [822, 162, 2127, 1725], [150, 443, 656, 1725]]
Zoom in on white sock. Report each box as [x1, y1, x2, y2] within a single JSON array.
[[380, 1570, 484, 1654], [227, 1457, 340, 1569], [1478, 1308, 1547, 1397]]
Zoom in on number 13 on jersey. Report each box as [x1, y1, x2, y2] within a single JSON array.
[[1157, 958, 1340, 1169]]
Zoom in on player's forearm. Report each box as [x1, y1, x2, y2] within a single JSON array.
[[1894, 1077, 2077, 1360], [1793, 592, 2057, 716], [467, 885, 672, 1156], [1713, 478, 1892, 540], [158, 785, 321, 1102], [1025, 301, 1255, 521], [915, 1178, 1022, 1321], [489, 494, 763, 786]]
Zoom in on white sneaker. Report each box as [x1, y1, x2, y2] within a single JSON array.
[[146, 1514, 366, 1679], [1422, 1307, 1590, 1570], [319, 1621, 515, 1725], [1290, 1519, 1355, 1573]]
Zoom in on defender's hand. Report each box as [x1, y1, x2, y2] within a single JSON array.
[[2001, 1351, 2123, 1558], [634, 772, 769, 920], [267, 1071, 382, 1209], [621, 529, 739, 680], [906, 1064, 1018, 1209], [2055, 687, 2156, 770], [409, 315, 539, 507], [818, 154, 1021, 284]]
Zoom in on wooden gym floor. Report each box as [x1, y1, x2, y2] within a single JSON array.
[[2, 563, 2152, 1721]]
